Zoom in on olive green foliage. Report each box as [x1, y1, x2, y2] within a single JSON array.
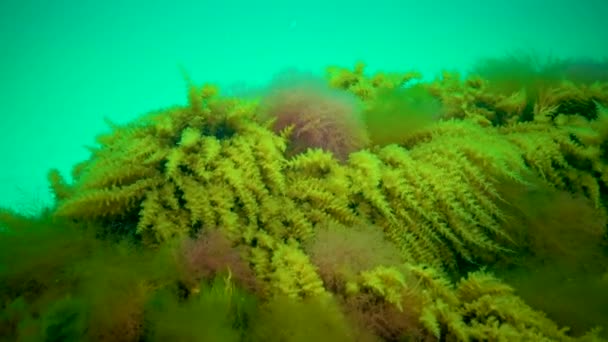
[[558, 57, 608, 84], [497, 180, 607, 265], [0, 211, 96, 318], [0, 211, 91, 340], [494, 180, 608, 336], [247, 296, 361, 342], [144, 278, 258, 342], [74, 241, 180, 341], [473, 54, 608, 91], [38, 296, 88, 342], [363, 84, 441, 146], [502, 263, 608, 339], [470, 53, 567, 96], [0, 209, 182, 341]]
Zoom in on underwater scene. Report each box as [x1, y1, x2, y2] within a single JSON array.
[[2, 1, 608, 341]]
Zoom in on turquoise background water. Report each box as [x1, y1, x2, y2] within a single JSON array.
[[1, 0, 607, 212]]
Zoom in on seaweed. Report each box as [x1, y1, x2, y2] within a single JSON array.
[[2, 59, 608, 341]]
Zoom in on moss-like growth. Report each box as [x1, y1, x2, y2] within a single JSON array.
[[494, 180, 608, 336], [248, 296, 365, 342], [363, 84, 441, 146], [144, 277, 258, 342]]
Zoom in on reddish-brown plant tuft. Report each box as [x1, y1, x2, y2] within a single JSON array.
[[179, 230, 257, 292], [305, 224, 403, 293], [305, 224, 432, 340], [260, 70, 369, 161], [342, 290, 430, 341]]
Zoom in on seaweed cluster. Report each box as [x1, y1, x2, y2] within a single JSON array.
[[1, 56, 608, 341]]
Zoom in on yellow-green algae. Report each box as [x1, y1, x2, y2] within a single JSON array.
[[1, 56, 608, 341]]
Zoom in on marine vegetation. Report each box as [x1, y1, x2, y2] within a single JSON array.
[[1, 55, 608, 341]]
